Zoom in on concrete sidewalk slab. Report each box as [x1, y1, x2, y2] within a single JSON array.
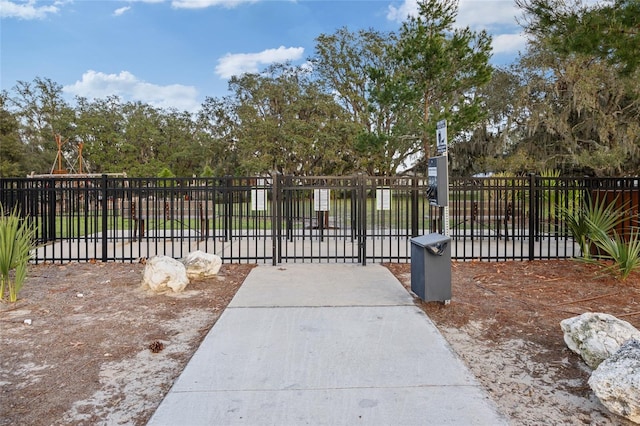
[[148, 264, 507, 426], [229, 263, 414, 307]]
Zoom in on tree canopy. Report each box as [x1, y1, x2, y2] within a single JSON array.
[[517, 0, 640, 75], [2, 0, 639, 178], [392, 0, 493, 160], [510, 0, 640, 175]]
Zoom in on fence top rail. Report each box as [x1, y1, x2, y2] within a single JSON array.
[[3, 175, 640, 195]]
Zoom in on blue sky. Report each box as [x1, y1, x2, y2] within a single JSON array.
[[1, 0, 529, 112]]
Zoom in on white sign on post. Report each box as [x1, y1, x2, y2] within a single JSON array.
[[251, 178, 267, 211], [376, 187, 392, 211], [314, 189, 330, 212], [428, 166, 437, 188], [436, 119, 448, 155]]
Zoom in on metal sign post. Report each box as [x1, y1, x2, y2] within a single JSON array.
[[436, 120, 450, 237]]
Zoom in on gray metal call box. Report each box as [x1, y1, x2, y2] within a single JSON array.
[[410, 233, 452, 303]]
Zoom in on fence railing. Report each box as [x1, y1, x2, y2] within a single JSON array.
[[1, 174, 638, 264]]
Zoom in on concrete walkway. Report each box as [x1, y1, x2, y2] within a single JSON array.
[[147, 264, 507, 425]]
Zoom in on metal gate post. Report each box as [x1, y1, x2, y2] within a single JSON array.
[[101, 174, 109, 262], [223, 176, 231, 242], [271, 173, 281, 266], [528, 173, 536, 260], [285, 175, 293, 242], [357, 174, 367, 265], [46, 179, 56, 243], [411, 177, 419, 237]]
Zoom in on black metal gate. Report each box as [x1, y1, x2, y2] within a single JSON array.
[[271, 175, 442, 264], [274, 175, 361, 263]]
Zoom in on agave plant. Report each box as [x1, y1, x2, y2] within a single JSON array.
[[0, 204, 37, 302]]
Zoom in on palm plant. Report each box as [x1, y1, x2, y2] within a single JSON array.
[[561, 193, 627, 260], [0, 204, 37, 302], [589, 227, 640, 280]]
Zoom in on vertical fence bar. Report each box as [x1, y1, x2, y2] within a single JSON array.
[[47, 179, 56, 244], [227, 176, 232, 256], [358, 174, 367, 265], [528, 173, 536, 261], [272, 173, 280, 266], [411, 177, 419, 238], [101, 174, 108, 262]]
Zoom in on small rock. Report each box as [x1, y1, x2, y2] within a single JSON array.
[[589, 339, 640, 423], [560, 312, 640, 369], [23, 319, 32, 326], [76, 293, 84, 298], [182, 251, 222, 279], [141, 256, 189, 293]]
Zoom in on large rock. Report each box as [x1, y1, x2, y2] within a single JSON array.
[[182, 250, 222, 279], [560, 312, 640, 369], [141, 256, 189, 293], [589, 339, 640, 424]]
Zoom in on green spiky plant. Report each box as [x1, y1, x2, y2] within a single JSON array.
[[589, 227, 640, 280], [0, 204, 37, 302], [561, 193, 627, 260]]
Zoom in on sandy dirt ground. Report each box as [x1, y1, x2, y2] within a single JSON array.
[[1, 260, 639, 425], [0, 262, 254, 426], [388, 260, 640, 425]]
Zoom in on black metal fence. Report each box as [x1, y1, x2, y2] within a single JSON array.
[[1, 174, 638, 264]]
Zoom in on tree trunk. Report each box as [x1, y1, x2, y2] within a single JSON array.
[[423, 94, 431, 158]]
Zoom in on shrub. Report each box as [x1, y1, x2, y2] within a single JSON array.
[[0, 205, 37, 302], [589, 227, 640, 281], [562, 193, 626, 260]]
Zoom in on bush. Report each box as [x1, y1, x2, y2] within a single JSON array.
[[562, 194, 626, 260], [590, 227, 640, 281], [563, 194, 639, 280], [0, 205, 37, 302]]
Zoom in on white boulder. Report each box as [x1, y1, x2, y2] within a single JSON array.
[[182, 250, 222, 279], [589, 339, 640, 424], [560, 312, 640, 369], [141, 255, 189, 293]]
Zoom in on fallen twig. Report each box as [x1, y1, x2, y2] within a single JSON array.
[[617, 311, 640, 318], [554, 292, 621, 306]]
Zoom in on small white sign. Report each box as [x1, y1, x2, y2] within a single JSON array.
[[428, 166, 438, 186], [314, 189, 330, 212], [376, 188, 392, 211], [251, 178, 267, 211], [436, 119, 447, 154]]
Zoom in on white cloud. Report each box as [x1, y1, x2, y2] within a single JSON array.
[[113, 6, 131, 16], [491, 32, 527, 54], [386, 0, 418, 22], [215, 46, 305, 79], [64, 70, 200, 112], [388, 0, 518, 28], [387, 0, 524, 55], [171, 0, 258, 9], [0, 0, 61, 19], [457, 0, 520, 29], [388, 0, 610, 28]]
